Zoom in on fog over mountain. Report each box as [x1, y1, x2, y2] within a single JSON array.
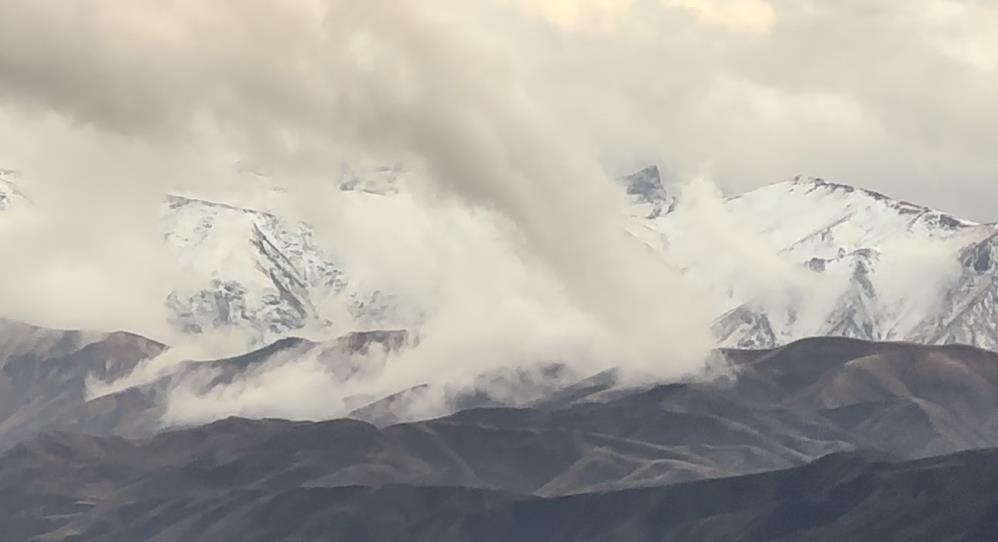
[[0, 0, 720, 383], [6, 333, 998, 540], [2, 0, 997, 383], [2, 0, 998, 345], [1, 1, 996, 541]]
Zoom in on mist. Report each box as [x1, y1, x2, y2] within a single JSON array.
[[0, 0, 723, 424], [4, 0, 991, 426]]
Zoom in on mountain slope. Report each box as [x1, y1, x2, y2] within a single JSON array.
[[0, 319, 165, 446], [6, 420, 998, 540], [4, 166, 998, 349], [633, 173, 998, 348], [9, 316, 998, 473], [4, 320, 998, 539], [162, 193, 397, 344]]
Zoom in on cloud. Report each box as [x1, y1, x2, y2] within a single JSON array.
[[504, 0, 638, 32], [0, 109, 186, 338], [151, 173, 706, 425], [86, 327, 260, 401], [3, 0, 995, 424], [0, 0, 720, 425], [872, 235, 964, 336], [666, 0, 776, 33], [451, 0, 998, 220], [661, 177, 810, 306]]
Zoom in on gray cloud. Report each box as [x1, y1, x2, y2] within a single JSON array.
[[0, 0, 713, 378], [471, 0, 998, 220], [3, 1, 994, 215], [2, 0, 994, 422]]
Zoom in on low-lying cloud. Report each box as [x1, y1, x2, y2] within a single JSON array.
[[3, 0, 717, 424], [5, 0, 993, 426]]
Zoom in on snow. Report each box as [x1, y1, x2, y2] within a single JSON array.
[[161, 192, 396, 345], [707, 176, 976, 260], [631, 173, 998, 349], [4, 164, 998, 351]]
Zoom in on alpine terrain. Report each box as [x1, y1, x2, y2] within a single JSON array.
[[4, 165, 998, 351]]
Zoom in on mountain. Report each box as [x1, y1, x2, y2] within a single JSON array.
[[0, 165, 418, 346], [0, 346, 998, 542], [4, 165, 998, 350], [628, 172, 998, 349], [0, 319, 412, 447], [71, 328, 412, 440], [154, 164, 432, 345], [7, 446, 996, 542], [7, 322, 998, 474], [5, 166, 998, 540], [165, 166, 998, 351], [5, 315, 998, 539], [0, 319, 166, 446], [162, 190, 405, 345]]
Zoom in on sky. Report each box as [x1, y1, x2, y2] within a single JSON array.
[[1, 0, 995, 217], [482, 0, 998, 221]]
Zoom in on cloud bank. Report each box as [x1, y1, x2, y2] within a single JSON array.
[[1, 0, 717, 424], [3, 0, 995, 423]]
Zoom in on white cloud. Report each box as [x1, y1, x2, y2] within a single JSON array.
[[665, 0, 776, 33], [2, 0, 996, 424], [1, 0, 718, 426]]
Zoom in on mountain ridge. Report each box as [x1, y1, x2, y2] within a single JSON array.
[[4, 166, 998, 350]]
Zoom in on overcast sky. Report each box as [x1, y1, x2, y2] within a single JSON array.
[[480, 0, 998, 220], [0, 0, 995, 219]]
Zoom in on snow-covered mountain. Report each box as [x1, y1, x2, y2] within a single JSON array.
[[149, 168, 998, 351], [161, 186, 405, 345], [0, 166, 406, 346], [165, 194, 344, 340], [623, 169, 998, 350], [4, 164, 998, 351]]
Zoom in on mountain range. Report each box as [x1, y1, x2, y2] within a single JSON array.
[[7, 166, 998, 539], [3, 331, 998, 540], [8, 164, 998, 351]]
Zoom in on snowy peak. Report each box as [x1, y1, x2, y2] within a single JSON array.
[[791, 175, 975, 230], [5, 161, 998, 353], [155, 169, 998, 352], [161, 193, 391, 344], [664, 174, 998, 349], [723, 175, 976, 259]]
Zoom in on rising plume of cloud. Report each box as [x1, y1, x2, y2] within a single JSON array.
[[0, 0, 715, 426], [6, 0, 994, 424]]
